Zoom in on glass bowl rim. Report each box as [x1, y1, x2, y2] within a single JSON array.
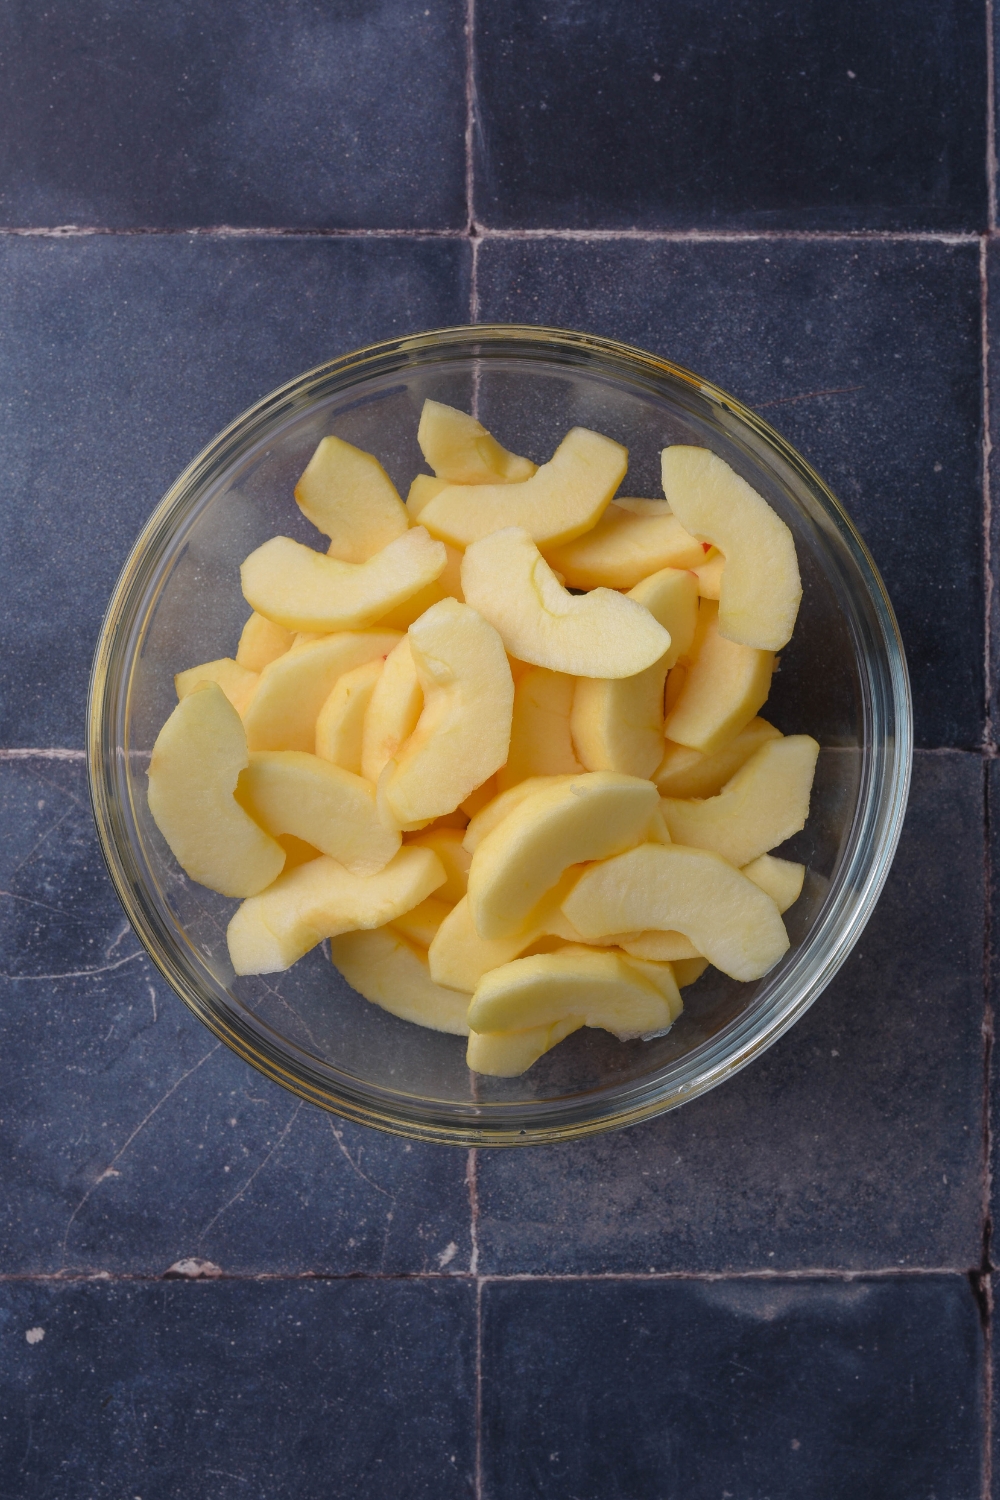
[[87, 322, 913, 1147]]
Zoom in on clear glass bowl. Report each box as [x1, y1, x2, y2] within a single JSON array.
[[88, 325, 912, 1146]]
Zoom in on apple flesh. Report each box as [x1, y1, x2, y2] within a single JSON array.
[[314, 657, 383, 774], [243, 630, 400, 753], [236, 612, 295, 672], [570, 652, 669, 779], [653, 717, 781, 798], [618, 930, 702, 961], [388, 894, 454, 949], [498, 667, 583, 791], [663, 601, 774, 754], [417, 427, 627, 549], [543, 503, 705, 589], [403, 827, 472, 903], [466, 1017, 583, 1077], [462, 527, 671, 679], [294, 435, 410, 563], [463, 775, 580, 852], [330, 927, 470, 1035], [661, 446, 802, 650], [174, 657, 259, 717], [147, 682, 285, 899], [427, 871, 581, 992], [467, 946, 675, 1038], [374, 542, 465, 630], [361, 637, 423, 784], [741, 853, 805, 913], [417, 400, 537, 485], [627, 567, 699, 668]]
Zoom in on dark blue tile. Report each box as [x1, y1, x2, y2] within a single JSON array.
[[0, 757, 473, 1275], [474, 752, 984, 1274], [0, 1, 467, 229], [0, 234, 470, 748], [474, 0, 987, 231], [480, 1276, 983, 1500], [0, 1278, 476, 1499], [477, 236, 984, 750]]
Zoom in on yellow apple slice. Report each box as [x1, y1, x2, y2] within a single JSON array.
[[330, 927, 470, 1036], [618, 956, 684, 1021], [227, 845, 446, 975], [562, 843, 789, 982], [236, 612, 295, 672], [661, 735, 819, 867], [674, 957, 709, 988], [404, 827, 472, 903], [276, 833, 323, 870], [693, 552, 725, 599], [463, 775, 579, 853], [417, 400, 537, 485], [361, 638, 423, 784], [294, 435, 410, 563], [467, 772, 660, 939], [653, 717, 781, 797], [460, 776, 497, 818], [374, 542, 465, 629], [467, 946, 674, 1038], [618, 930, 701, 962], [417, 427, 627, 548], [467, 1018, 583, 1077], [462, 527, 671, 678], [741, 853, 805, 913], [498, 667, 584, 791], [240, 528, 447, 634], [147, 682, 285, 899], [406, 473, 448, 521], [663, 601, 774, 754], [427, 872, 580, 992], [236, 750, 401, 876], [243, 630, 401, 752], [570, 651, 669, 779], [661, 446, 802, 650], [314, 657, 384, 773], [542, 503, 706, 588], [627, 567, 699, 668], [388, 895, 454, 948], [174, 657, 259, 716], [382, 601, 515, 826]]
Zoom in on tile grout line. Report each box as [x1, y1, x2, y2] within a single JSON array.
[[0, 748, 86, 761], [464, 0, 476, 239], [983, 6, 996, 1476], [0, 224, 987, 245], [985, 234, 996, 755], [989, 0, 998, 232], [0, 1266, 979, 1284]]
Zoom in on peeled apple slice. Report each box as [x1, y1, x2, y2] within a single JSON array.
[[462, 527, 671, 679], [498, 667, 583, 791], [389, 895, 453, 949], [741, 853, 805, 913], [236, 750, 401, 876], [227, 845, 446, 975], [240, 528, 446, 634], [663, 601, 774, 755], [244, 630, 401, 753], [661, 446, 802, 650], [427, 871, 581, 992], [570, 652, 669, 779], [417, 427, 627, 548], [403, 828, 472, 903], [374, 542, 465, 630], [653, 717, 781, 798], [467, 1017, 583, 1077], [417, 400, 537, 485], [314, 657, 384, 773], [543, 503, 706, 589], [330, 927, 470, 1036], [147, 682, 285, 899], [467, 946, 675, 1038], [174, 657, 259, 716], [361, 638, 423, 784], [382, 600, 515, 827], [561, 842, 789, 982], [294, 435, 410, 563], [618, 930, 702, 962], [236, 613, 295, 672], [627, 568, 699, 669], [466, 772, 660, 939], [661, 735, 819, 868], [463, 775, 579, 853]]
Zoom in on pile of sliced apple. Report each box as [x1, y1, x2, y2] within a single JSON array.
[[147, 399, 814, 1078]]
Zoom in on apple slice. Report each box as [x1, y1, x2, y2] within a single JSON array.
[[147, 682, 285, 898], [427, 871, 580, 992], [661, 734, 819, 867], [663, 601, 774, 754], [462, 527, 671, 678], [618, 930, 701, 962], [330, 927, 470, 1036], [417, 400, 537, 485], [467, 772, 660, 939], [467, 946, 675, 1038], [404, 827, 472, 903], [389, 895, 454, 949], [174, 657, 259, 717], [417, 427, 627, 548], [382, 600, 515, 826], [741, 853, 805, 913], [693, 552, 725, 599], [361, 638, 423, 784], [244, 630, 401, 752], [561, 843, 789, 982], [570, 650, 669, 779], [543, 503, 705, 589], [653, 717, 781, 797], [236, 612, 295, 672], [374, 542, 465, 630], [236, 750, 401, 876], [463, 775, 579, 852], [314, 657, 384, 773], [498, 667, 583, 791], [627, 567, 699, 668], [661, 446, 802, 650], [294, 435, 410, 563], [674, 957, 709, 988], [467, 1017, 583, 1077], [406, 474, 448, 521], [227, 845, 446, 975], [240, 528, 446, 634]]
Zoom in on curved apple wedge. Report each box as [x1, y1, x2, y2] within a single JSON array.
[[461, 527, 671, 678], [561, 843, 789, 982], [467, 772, 660, 940], [417, 426, 627, 548], [498, 667, 583, 791], [417, 399, 537, 485], [570, 653, 669, 779], [147, 681, 285, 899], [661, 446, 802, 650], [663, 602, 774, 755], [236, 750, 401, 876], [543, 503, 705, 588], [329, 927, 471, 1036], [294, 435, 410, 563], [467, 1017, 583, 1077], [244, 630, 401, 752], [240, 528, 446, 634], [227, 845, 446, 975], [382, 600, 515, 827], [467, 946, 675, 1039], [741, 853, 805, 913]]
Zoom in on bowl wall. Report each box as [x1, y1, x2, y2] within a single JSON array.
[[89, 326, 911, 1144]]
